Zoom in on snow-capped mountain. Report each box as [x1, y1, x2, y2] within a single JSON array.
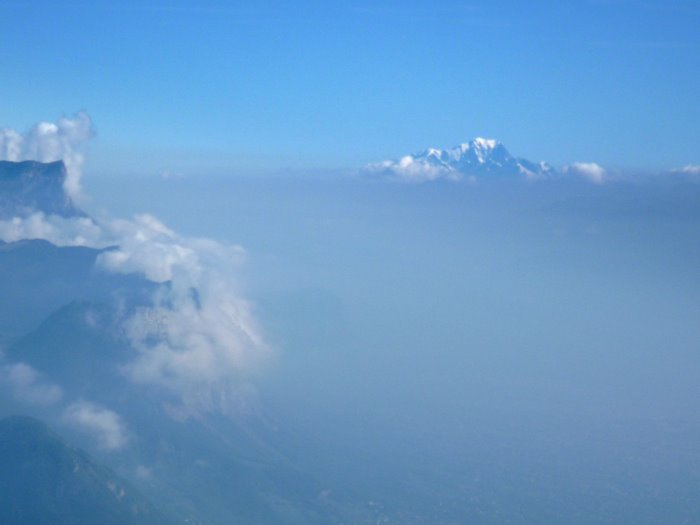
[[0, 160, 84, 218], [367, 137, 555, 182]]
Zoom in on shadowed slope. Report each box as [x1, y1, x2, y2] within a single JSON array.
[[0, 415, 180, 525]]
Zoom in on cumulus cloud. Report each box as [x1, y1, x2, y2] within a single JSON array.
[[0, 361, 63, 406], [564, 162, 607, 184], [0, 112, 94, 200], [365, 155, 461, 183], [64, 401, 129, 451]]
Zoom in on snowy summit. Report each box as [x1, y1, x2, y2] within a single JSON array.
[[367, 138, 555, 182]]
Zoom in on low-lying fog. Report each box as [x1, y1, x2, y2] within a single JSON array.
[[85, 173, 700, 522]]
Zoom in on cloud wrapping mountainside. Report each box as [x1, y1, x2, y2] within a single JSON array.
[[0, 211, 267, 414], [0, 210, 266, 405], [0, 119, 267, 429]]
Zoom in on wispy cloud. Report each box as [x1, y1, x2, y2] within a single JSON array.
[[673, 164, 700, 175], [670, 164, 700, 182]]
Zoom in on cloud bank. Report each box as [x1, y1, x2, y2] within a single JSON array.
[[365, 140, 604, 184], [366, 155, 461, 183], [0, 112, 94, 200]]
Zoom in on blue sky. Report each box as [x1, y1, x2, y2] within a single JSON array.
[[0, 0, 698, 175]]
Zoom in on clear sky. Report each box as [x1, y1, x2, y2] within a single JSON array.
[[0, 0, 698, 176]]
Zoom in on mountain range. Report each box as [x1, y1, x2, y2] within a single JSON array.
[[367, 137, 558, 181]]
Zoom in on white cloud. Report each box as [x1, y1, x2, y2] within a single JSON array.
[[674, 164, 700, 176], [64, 401, 129, 451], [0, 212, 104, 246], [564, 162, 607, 184], [0, 129, 23, 160], [113, 225, 266, 415], [366, 155, 461, 183], [0, 361, 63, 406], [0, 112, 94, 200], [96, 214, 203, 283]]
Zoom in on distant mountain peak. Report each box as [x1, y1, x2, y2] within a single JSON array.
[[367, 138, 555, 182], [0, 160, 85, 218]]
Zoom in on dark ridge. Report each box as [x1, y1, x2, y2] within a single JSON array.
[[0, 160, 85, 218], [0, 415, 181, 525]]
